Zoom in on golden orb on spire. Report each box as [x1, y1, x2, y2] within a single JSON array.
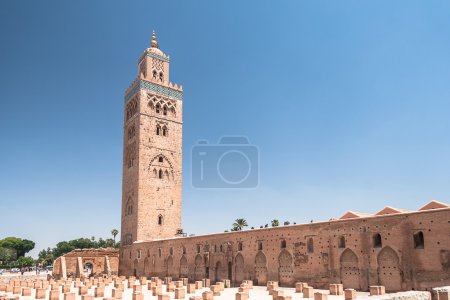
[[151, 30, 159, 48]]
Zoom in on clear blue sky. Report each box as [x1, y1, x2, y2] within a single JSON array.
[[1, 1, 450, 258]]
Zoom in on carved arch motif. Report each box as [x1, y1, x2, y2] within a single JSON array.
[[340, 249, 360, 290], [377, 246, 402, 292]]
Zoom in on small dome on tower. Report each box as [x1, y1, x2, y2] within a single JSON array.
[[148, 30, 164, 55]]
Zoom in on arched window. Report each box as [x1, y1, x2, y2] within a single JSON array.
[[338, 236, 346, 248], [307, 237, 314, 253], [155, 104, 161, 114], [153, 169, 157, 177], [169, 247, 173, 255], [158, 214, 163, 225], [213, 245, 217, 253], [182, 246, 186, 255], [158, 156, 163, 163], [197, 245, 201, 254], [128, 125, 135, 140], [126, 198, 133, 216], [163, 106, 168, 115], [219, 245, 223, 252], [158, 248, 162, 258], [238, 242, 243, 251], [373, 233, 382, 248], [414, 231, 424, 249], [164, 170, 169, 180], [156, 125, 161, 135], [153, 70, 157, 80], [281, 239, 287, 249], [258, 242, 262, 251], [162, 126, 168, 137], [159, 72, 164, 82], [158, 169, 163, 179]]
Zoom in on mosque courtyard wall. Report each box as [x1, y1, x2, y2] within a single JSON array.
[[119, 206, 450, 292]]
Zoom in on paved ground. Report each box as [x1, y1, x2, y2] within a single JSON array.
[[0, 272, 50, 284]]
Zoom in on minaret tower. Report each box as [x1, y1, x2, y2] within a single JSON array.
[[121, 32, 183, 245]]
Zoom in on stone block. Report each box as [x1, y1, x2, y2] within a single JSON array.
[[167, 282, 175, 292], [303, 286, 314, 298], [369, 286, 385, 296], [22, 287, 31, 296], [202, 291, 213, 300], [344, 289, 357, 300], [181, 278, 189, 286], [34, 282, 42, 289], [437, 290, 450, 300], [132, 293, 143, 300], [78, 286, 88, 295], [189, 297, 202, 300], [157, 295, 170, 300], [175, 288, 186, 299], [152, 285, 162, 296], [95, 287, 104, 297], [202, 279, 210, 288], [278, 297, 292, 300], [195, 281, 203, 289], [132, 284, 142, 293], [174, 280, 183, 288], [314, 292, 328, 300], [62, 285, 71, 293], [236, 292, 249, 300], [330, 284, 343, 295], [164, 277, 172, 284], [223, 280, 230, 288], [49, 290, 60, 300], [12, 287, 21, 295], [273, 289, 284, 300], [36, 288, 46, 299], [187, 283, 196, 294], [210, 284, 221, 296], [81, 296, 94, 300], [295, 282, 303, 293], [64, 293, 75, 300], [112, 289, 122, 299], [139, 277, 147, 285]]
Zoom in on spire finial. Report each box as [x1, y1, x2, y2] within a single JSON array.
[[151, 30, 159, 48]]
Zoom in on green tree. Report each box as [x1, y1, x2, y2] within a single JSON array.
[[271, 219, 279, 227], [0, 237, 35, 258], [283, 221, 290, 226], [0, 247, 16, 261], [15, 256, 34, 267], [232, 218, 248, 231], [111, 229, 119, 245]]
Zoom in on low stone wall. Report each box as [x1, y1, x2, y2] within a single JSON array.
[[53, 248, 119, 279]]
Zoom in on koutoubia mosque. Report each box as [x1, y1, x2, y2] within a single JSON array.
[[119, 32, 450, 292]]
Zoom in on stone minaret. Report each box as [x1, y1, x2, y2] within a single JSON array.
[[121, 32, 183, 245]]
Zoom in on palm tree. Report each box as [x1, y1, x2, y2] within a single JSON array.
[[232, 218, 248, 231], [111, 229, 119, 245], [271, 219, 280, 227]]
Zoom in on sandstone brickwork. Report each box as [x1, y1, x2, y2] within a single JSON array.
[[119, 34, 450, 293], [53, 248, 118, 279]]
